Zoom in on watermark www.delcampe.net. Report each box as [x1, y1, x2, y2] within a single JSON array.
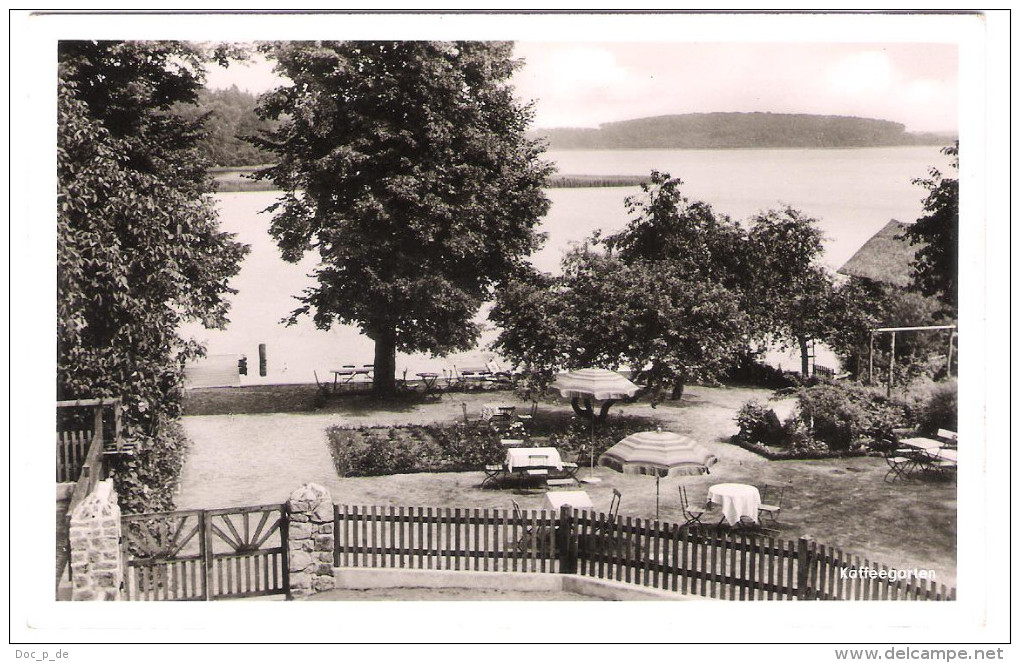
[[839, 567, 937, 581]]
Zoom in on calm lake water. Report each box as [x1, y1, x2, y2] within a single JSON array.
[[181, 146, 951, 385]]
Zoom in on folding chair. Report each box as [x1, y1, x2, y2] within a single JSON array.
[[678, 485, 707, 529], [511, 499, 549, 554], [608, 488, 622, 522], [884, 448, 917, 482], [758, 484, 785, 523]]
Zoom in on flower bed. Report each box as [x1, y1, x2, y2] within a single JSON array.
[[729, 435, 869, 461], [326, 423, 507, 477]]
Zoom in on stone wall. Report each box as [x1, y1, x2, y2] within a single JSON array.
[[286, 483, 336, 599], [68, 479, 122, 600]]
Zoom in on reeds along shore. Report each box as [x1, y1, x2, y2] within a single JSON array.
[[210, 169, 650, 193]]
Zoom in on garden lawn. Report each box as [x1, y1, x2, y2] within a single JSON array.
[[179, 384, 956, 588]]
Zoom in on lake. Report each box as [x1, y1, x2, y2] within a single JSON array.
[[181, 145, 952, 385]]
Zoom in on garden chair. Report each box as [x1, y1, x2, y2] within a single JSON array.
[[733, 515, 779, 537], [757, 484, 785, 523], [678, 485, 707, 529], [937, 429, 958, 448], [511, 499, 551, 554], [884, 448, 917, 482], [608, 488, 621, 522], [312, 371, 332, 403]]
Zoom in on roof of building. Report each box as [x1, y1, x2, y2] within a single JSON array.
[[838, 219, 923, 288]]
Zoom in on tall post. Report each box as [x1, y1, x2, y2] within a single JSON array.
[[887, 331, 897, 398], [947, 331, 955, 378], [797, 535, 814, 600], [92, 404, 104, 450], [557, 505, 577, 575], [868, 332, 875, 385]]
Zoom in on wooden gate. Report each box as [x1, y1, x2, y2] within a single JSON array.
[[121, 504, 289, 601]]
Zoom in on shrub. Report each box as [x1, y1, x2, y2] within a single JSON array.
[[915, 380, 958, 436], [735, 400, 785, 446], [792, 381, 910, 451], [113, 420, 191, 514], [726, 355, 799, 389]]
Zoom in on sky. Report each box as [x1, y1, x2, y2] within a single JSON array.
[[207, 42, 958, 133]]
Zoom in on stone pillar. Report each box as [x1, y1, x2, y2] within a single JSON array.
[[286, 483, 336, 599], [68, 479, 122, 600]]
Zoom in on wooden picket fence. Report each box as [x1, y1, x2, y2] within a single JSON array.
[[56, 430, 93, 483], [333, 504, 955, 601], [333, 505, 561, 574]]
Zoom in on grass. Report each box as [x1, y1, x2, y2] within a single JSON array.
[[178, 383, 957, 588]]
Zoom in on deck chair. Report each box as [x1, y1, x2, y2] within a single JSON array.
[[757, 484, 785, 523], [679, 485, 707, 529]]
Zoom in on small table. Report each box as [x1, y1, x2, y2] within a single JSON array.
[[899, 437, 945, 454], [417, 372, 441, 398], [707, 483, 762, 526], [332, 365, 373, 392], [900, 438, 957, 473], [506, 447, 563, 472]]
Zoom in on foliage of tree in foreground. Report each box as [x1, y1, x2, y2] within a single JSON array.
[[492, 172, 839, 404], [905, 142, 959, 309], [58, 41, 249, 512], [251, 41, 553, 396]]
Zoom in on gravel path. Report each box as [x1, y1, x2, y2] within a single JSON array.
[[176, 386, 769, 509]]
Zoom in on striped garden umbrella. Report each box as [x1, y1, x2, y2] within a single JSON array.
[[551, 368, 641, 402], [552, 368, 641, 480], [599, 429, 718, 519]]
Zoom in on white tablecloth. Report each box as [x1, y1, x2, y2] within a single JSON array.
[[543, 491, 594, 512], [708, 483, 762, 526], [506, 447, 562, 472]]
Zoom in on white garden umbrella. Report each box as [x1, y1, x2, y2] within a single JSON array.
[[599, 429, 718, 519], [551, 368, 641, 480]]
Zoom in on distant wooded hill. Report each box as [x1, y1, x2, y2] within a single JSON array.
[[180, 86, 279, 168], [533, 113, 955, 150]]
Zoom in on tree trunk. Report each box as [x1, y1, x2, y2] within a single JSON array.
[[595, 400, 617, 426], [670, 380, 685, 400], [372, 332, 397, 397], [799, 336, 811, 378], [571, 397, 594, 420]]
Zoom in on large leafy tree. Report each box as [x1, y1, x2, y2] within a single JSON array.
[[252, 41, 552, 395], [492, 173, 750, 408], [58, 41, 249, 510], [905, 142, 959, 308], [604, 170, 747, 291], [742, 207, 836, 376]]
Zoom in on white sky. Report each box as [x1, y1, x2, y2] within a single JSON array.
[[207, 42, 958, 133]]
